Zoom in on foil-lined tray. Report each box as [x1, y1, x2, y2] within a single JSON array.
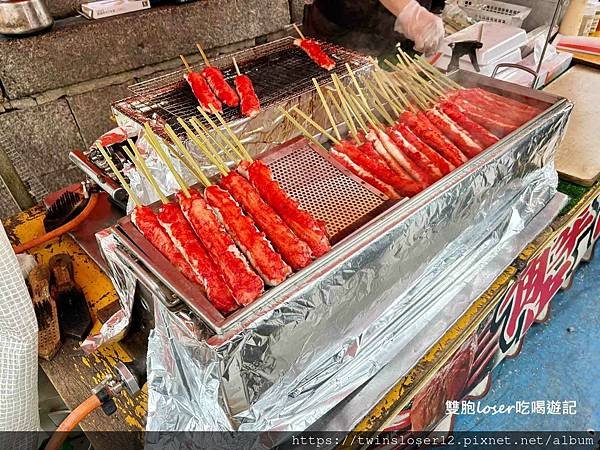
[[98, 70, 573, 434], [110, 137, 392, 334]]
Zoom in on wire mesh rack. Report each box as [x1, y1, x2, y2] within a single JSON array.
[[122, 37, 372, 138]]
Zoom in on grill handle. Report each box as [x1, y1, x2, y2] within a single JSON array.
[[491, 63, 539, 89]]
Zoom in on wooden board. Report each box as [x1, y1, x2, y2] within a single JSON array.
[[3, 202, 146, 450], [570, 51, 600, 69], [544, 64, 600, 186]]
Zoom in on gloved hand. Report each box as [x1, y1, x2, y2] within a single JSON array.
[[393, 0, 445, 55]]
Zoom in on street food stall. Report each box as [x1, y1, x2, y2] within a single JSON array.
[[2, 0, 600, 448]]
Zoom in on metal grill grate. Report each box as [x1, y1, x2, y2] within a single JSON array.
[[126, 37, 371, 137], [267, 142, 386, 238]]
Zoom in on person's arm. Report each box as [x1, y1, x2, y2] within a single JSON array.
[[379, 0, 445, 55]]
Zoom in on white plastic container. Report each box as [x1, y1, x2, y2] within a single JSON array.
[[457, 0, 532, 27], [433, 47, 522, 76]]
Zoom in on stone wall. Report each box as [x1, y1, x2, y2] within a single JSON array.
[[0, 0, 309, 218]]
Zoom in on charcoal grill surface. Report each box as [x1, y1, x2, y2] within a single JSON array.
[[126, 37, 371, 137]]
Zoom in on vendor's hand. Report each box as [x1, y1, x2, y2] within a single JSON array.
[[393, 0, 445, 55]]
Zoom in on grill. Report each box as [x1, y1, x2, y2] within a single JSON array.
[[111, 137, 392, 334], [118, 37, 372, 139]]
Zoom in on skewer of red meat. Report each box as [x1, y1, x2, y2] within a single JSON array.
[[377, 127, 436, 185], [450, 97, 518, 137], [330, 148, 400, 200], [131, 206, 200, 285], [395, 123, 454, 176], [195, 44, 239, 108], [239, 160, 332, 257], [453, 89, 534, 126], [335, 140, 421, 197], [399, 111, 467, 168], [364, 129, 425, 196], [292, 24, 336, 71], [220, 171, 314, 270], [425, 109, 483, 159], [182, 65, 222, 113], [386, 128, 442, 182], [375, 128, 431, 186], [201, 67, 239, 108], [437, 101, 499, 149], [157, 203, 237, 314], [232, 58, 261, 118], [293, 39, 336, 70], [471, 88, 541, 118], [204, 185, 292, 286], [177, 188, 263, 306]]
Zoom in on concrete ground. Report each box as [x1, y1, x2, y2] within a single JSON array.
[[454, 250, 600, 432]]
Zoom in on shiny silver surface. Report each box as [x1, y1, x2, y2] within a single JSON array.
[[312, 192, 569, 434], [0, 0, 52, 35], [140, 72, 573, 435]]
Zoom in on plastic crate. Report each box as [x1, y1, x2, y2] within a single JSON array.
[[457, 0, 532, 27]]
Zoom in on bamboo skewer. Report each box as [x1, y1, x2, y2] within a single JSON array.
[[395, 59, 444, 102], [124, 140, 169, 205], [178, 118, 229, 176], [395, 76, 428, 110], [371, 72, 403, 116], [338, 88, 369, 132], [187, 118, 233, 173], [180, 55, 192, 73], [97, 144, 142, 207], [379, 71, 413, 112], [166, 143, 208, 187], [415, 55, 462, 90], [339, 83, 380, 131], [232, 57, 242, 76], [195, 108, 240, 161], [164, 124, 212, 187], [345, 63, 369, 111], [143, 123, 190, 197], [330, 76, 363, 133], [190, 127, 230, 170], [278, 106, 329, 153], [402, 55, 450, 93], [190, 116, 237, 163], [362, 79, 395, 125], [327, 90, 359, 141], [196, 43, 211, 67], [209, 106, 253, 162], [312, 78, 341, 141], [335, 73, 378, 124], [292, 23, 305, 39], [290, 107, 340, 144]]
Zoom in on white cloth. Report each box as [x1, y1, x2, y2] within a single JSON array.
[[393, 0, 445, 55], [0, 224, 39, 448]]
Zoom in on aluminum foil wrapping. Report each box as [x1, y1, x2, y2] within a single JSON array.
[[143, 93, 572, 436], [81, 229, 138, 353]]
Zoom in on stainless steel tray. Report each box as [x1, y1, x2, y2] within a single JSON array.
[[111, 137, 393, 334], [113, 70, 568, 338]]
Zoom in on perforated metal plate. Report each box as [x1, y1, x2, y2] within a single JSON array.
[[263, 139, 388, 240]]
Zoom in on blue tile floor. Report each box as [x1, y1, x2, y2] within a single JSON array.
[[454, 251, 600, 432]]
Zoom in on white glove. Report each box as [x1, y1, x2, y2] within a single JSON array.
[[393, 0, 445, 55]]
